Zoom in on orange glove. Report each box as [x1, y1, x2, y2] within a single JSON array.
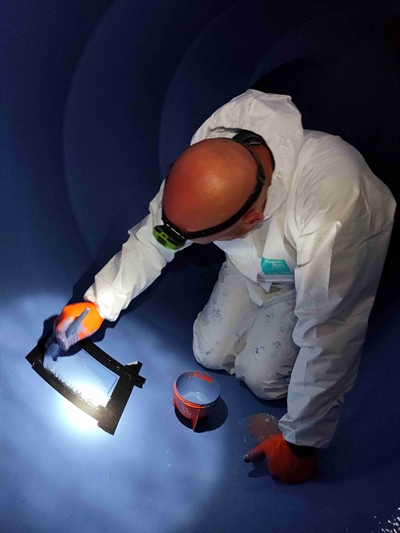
[[54, 302, 104, 351], [244, 433, 317, 483]]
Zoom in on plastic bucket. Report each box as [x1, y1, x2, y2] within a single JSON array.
[[173, 371, 220, 429]]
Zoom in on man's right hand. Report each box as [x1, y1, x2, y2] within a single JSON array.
[[54, 302, 104, 351]]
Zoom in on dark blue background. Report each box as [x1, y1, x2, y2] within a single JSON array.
[[1, 1, 399, 532]]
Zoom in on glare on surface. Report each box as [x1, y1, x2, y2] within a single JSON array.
[[62, 382, 109, 430]]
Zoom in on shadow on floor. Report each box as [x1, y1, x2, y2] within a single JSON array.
[[174, 397, 229, 433]]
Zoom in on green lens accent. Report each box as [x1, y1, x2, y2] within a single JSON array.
[[153, 228, 182, 251]]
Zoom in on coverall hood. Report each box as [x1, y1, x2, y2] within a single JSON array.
[[190, 90, 304, 220]]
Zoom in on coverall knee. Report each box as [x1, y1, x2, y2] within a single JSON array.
[[193, 261, 299, 399]]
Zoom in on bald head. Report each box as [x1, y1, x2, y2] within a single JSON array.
[[162, 138, 259, 232]]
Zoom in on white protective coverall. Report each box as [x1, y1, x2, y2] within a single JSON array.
[[84, 90, 396, 448]]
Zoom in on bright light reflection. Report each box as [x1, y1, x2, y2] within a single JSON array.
[[62, 382, 109, 430], [3, 294, 225, 531], [373, 509, 400, 533]]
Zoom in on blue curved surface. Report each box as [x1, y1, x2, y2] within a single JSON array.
[[1, 1, 399, 532]]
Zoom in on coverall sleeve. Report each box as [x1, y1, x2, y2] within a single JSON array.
[[83, 104, 221, 323], [278, 142, 396, 448], [84, 181, 191, 321]]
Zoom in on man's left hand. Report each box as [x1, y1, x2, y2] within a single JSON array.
[[244, 433, 317, 483]]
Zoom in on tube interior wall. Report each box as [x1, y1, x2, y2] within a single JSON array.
[[1, 1, 399, 532]]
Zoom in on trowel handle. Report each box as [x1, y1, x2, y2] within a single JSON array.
[[54, 302, 103, 352], [65, 308, 90, 339]]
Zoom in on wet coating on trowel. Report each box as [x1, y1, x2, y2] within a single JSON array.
[[44, 308, 90, 362]]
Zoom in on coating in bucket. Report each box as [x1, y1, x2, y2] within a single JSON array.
[[173, 371, 220, 429]]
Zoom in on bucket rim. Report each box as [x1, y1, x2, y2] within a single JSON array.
[[173, 370, 220, 407]]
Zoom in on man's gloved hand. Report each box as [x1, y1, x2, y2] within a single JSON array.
[[54, 302, 104, 351], [244, 432, 317, 483]]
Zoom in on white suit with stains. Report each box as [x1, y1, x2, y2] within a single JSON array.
[[84, 90, 396, 448]]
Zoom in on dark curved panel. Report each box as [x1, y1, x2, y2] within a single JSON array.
[[1, 1, 399, 532]]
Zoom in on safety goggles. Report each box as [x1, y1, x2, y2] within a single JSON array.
[[153, 146, 266, 251]]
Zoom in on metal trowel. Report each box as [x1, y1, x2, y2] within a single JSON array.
[[44, 307, 90, 362]]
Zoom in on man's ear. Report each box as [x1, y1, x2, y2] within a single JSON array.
[[243, 210, 264, 225]]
